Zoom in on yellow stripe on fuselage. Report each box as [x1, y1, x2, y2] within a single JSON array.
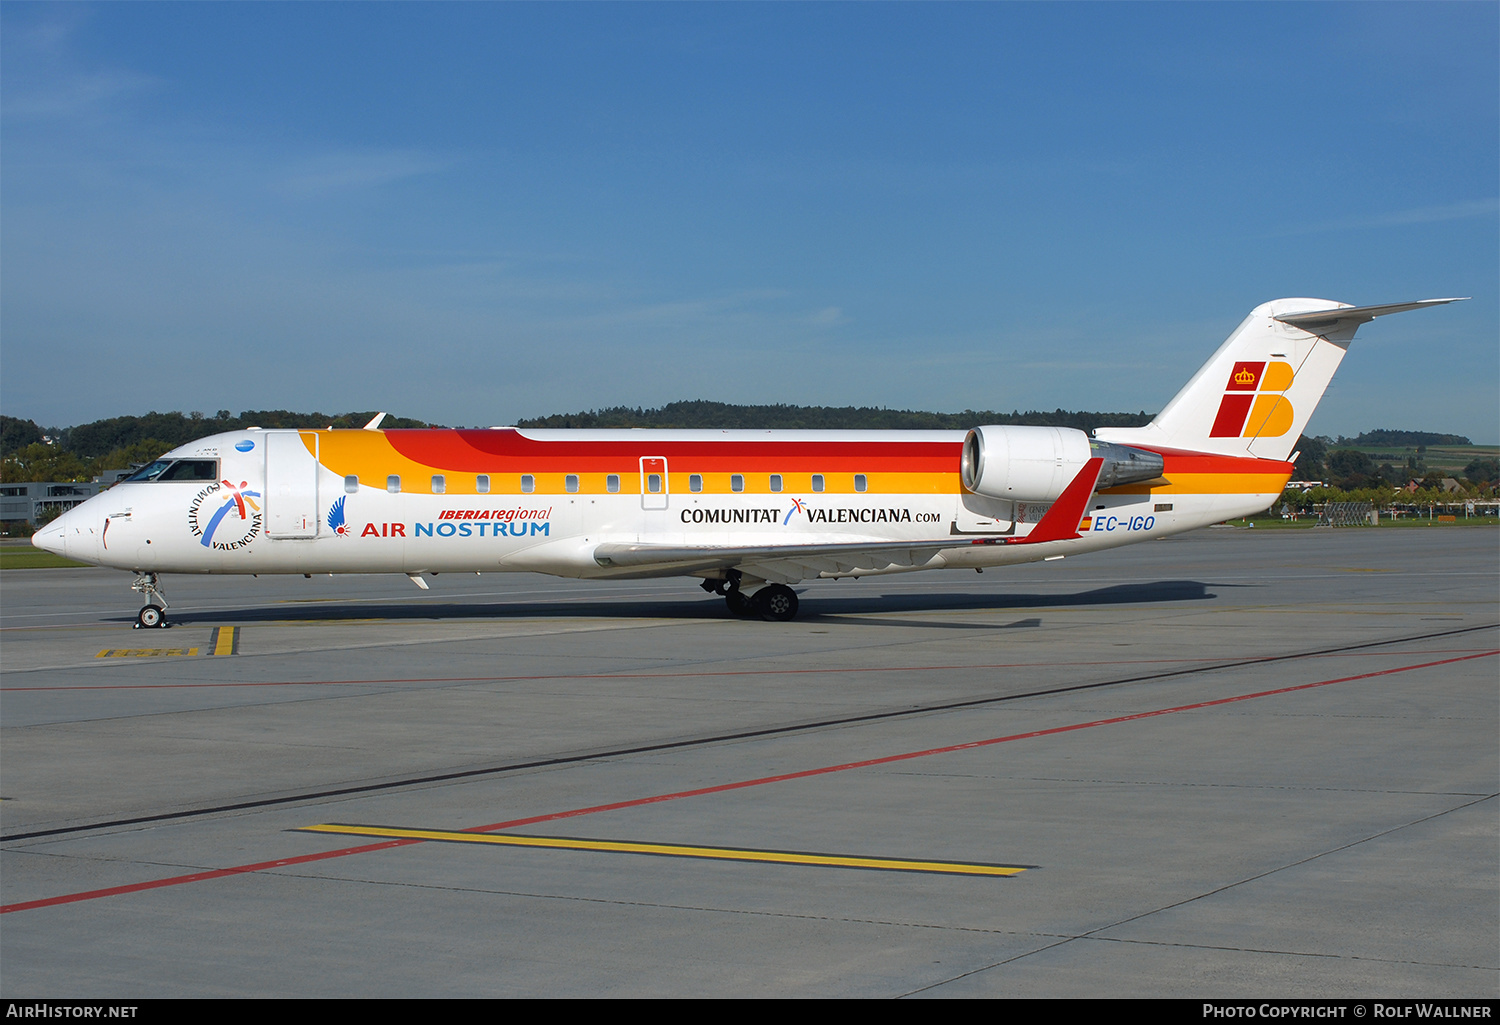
[[1100, 471, 1292, 496], [307, 431, 1286, 500], [306, 433, 960, 497]]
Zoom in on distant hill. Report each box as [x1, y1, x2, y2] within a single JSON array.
[[8, 410, 1482, 459], [1336, 428, 1471, 448], [514, 401, 1155, 433], [1, 411, 434, 461], [2, 403, 1155, 483]]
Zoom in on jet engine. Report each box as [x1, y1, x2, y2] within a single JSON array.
[[960, 425, 1164, 502]]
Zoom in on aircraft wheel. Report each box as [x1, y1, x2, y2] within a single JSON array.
[[724, 590, 751, 616], [754, 584, 799, 622], [136, 605, 165, 629]]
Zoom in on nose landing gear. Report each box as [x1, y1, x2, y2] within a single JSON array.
[[131, 573, 170, 629]]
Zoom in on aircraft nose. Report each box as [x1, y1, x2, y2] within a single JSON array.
[[32, 513, 69, 556]]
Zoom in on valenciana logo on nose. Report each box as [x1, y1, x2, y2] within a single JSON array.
[[188, 480, 263, 550]]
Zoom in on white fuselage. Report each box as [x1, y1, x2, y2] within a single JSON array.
[[35, 428, 1280, 584]]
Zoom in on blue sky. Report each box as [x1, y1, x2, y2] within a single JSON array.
[[3, 2, 1496, 440]]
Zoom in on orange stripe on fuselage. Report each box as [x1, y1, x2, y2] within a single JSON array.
[[387, 429, 959, 473], [305, 431, 1290, 499], [309, 430, 964, 496]]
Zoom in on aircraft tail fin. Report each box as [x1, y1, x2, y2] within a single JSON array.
[[1093, 298, 1465, 462]]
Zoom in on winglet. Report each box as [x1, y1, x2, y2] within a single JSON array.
[[1013, 457, 1103, 545], [363, 412, 388, 431]]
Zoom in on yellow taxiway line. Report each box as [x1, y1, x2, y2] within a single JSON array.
[[210, 626, 239, 656], [96, 648, 199, 658], [298, 823, 1028, 877], [96, 626, 239, 659]]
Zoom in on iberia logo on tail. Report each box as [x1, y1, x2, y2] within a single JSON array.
[[1209, 360, 1295, 438]]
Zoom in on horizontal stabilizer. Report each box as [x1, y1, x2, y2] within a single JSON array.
[[1273, 298, 1467, 332]]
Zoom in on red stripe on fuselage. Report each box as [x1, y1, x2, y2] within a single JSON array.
[[384, 429, 962, 474], [1146, 446, 1293, 475], [377, 430, 1287, 479]]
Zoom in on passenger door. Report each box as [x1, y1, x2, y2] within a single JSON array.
[[640, 457, 668, 511], [264, 432, 320, 538]]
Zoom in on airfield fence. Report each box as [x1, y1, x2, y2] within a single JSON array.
[[1318, 502, 1375, 527]]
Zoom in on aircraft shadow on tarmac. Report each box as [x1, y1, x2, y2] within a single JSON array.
[[139, 579, 1218, 629]]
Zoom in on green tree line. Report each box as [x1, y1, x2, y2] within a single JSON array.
[[1290, 434, 1497, 490], [514, 400, 1155, 433], [4, 408, 1493, 493]]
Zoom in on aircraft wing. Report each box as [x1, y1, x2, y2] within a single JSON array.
[[592, 458, 1104, 581], [594, 536, 966, 573]]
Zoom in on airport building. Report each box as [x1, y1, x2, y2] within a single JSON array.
[[0, 471, 133, 527]]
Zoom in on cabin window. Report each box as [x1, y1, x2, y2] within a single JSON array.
[[431, 475, 445, 495], [811, 474, 825, 493], [344, 475, 358, 494], [769, 474, 783, 493], [476, 475, 490, 494], [387, 475, 401, 494], [566, 474, 580, 494], [731, 474, 744, 493], [854, 474, 868, 493], [607, 474, 620, 493], [690, 474, 703, 493], [521, 474, 535, 494], [647, 473, 662, 494]]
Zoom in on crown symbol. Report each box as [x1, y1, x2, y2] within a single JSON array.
[[1234, 368, 1256, 384]]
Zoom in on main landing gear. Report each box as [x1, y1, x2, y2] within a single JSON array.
[[131, 572, 169, 629], [753, 583, 799, 622], [701, 572, 800, 622]]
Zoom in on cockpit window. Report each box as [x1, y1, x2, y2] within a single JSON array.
[[159, 460, 219, 481], [122, 459, 219, 483], [122, 460, 174, 483]]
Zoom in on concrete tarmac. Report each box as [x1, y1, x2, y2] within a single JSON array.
[[1, 527, 1496, 997]]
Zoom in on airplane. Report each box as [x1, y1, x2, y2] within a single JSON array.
[[33, 297, 1465, 626]]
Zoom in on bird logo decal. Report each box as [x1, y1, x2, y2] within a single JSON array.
[[328, 495, 350, 537]]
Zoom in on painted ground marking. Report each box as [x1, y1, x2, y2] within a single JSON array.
[[4, 648, 1493, 914], [296, 823, 1028, 877]]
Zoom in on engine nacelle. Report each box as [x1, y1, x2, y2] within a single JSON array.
[[961, 426, 1091, 502], [1090, 440, 1166, 491], [961, 426, 1166, 502]]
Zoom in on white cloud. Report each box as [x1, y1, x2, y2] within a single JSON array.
[[271, 150, 454, 198], [1, 8, 160, 121], [1267, 199, 1499, 237]]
